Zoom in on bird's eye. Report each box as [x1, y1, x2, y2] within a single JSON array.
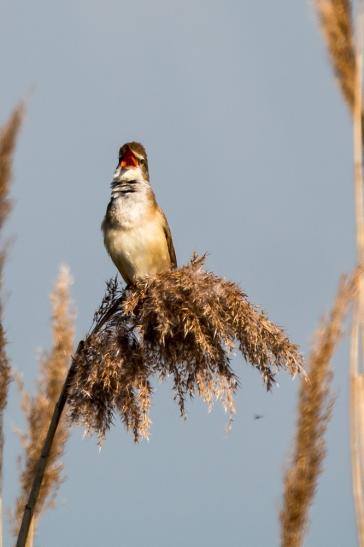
[[139, 158, 145, 165]]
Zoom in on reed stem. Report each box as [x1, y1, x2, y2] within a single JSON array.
[[351, 8, 364, 546], [15, 289, 124, 547], [15, 348, 79, 547]]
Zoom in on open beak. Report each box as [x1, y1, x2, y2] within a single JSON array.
[[112, 146, 140, 183], [119, 148, 139, 169]]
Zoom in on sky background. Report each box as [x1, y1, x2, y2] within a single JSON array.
[[0, 1, 358, 546]]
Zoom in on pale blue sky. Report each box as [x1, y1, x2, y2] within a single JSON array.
[[1, 1, 357, 545]]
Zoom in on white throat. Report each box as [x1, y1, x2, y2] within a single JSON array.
[[113, 165, 145, 183], [111, 166, 150, 199]]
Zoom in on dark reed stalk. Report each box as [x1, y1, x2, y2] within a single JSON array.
[[14, 267, 74, 545], [15, 359, 77, 547], [16, 256, 304, 547], [0, 104, 23, 547]]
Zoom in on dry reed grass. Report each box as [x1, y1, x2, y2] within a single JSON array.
[[280, 272, 357, 547], [68, 255, 304, 442], [0, 104, 23, 547], [350, 297, 364, 545], [0, 104, 23, 410], [315, 4, 364, 544], [16, 257, 304, 546], [316, 0, 357, 113], [14, 267, 74, 539], [349, 11, 364, 545]]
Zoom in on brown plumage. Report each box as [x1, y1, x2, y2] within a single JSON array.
[[102, 142, 176, 285]]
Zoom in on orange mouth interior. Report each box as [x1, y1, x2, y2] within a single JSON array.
[[120, 148, 139, 169]]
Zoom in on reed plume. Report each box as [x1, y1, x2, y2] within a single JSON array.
[[280, 272, 357, 547], [68, 255, 304, 442], [315, 0, 356, 113], [14, 266, 74, 544], [0, 104, 23, 547], [0, 104, 23, 412], [16, 256, 304, 546], [316, 3, 364, 543]]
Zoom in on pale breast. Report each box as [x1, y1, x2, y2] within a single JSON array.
[[102, 193, 172, 284]]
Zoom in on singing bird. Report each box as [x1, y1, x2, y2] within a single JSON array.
[[102, 142, 177, 285]]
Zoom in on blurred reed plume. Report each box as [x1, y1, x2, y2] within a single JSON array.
[[14, 267, 74, 545], [316, 0, 356, 114], [0, 104, 23, 412], [280, 271, 358, 547], [0, 104, 23, 547], [316, 2, 364, 544], [68, 255, 304, 442]]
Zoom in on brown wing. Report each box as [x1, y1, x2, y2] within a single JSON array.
[[159, 208, 177, 268]]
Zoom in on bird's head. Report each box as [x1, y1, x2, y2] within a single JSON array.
[[112, 142, 149, 185]]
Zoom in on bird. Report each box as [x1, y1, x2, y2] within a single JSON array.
[[102, 142, 177, 285]]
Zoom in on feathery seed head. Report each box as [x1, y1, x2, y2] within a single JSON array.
[[68, 256, 304, 443]]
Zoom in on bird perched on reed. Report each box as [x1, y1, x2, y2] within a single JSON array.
[[102, 142, 177, 285]]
